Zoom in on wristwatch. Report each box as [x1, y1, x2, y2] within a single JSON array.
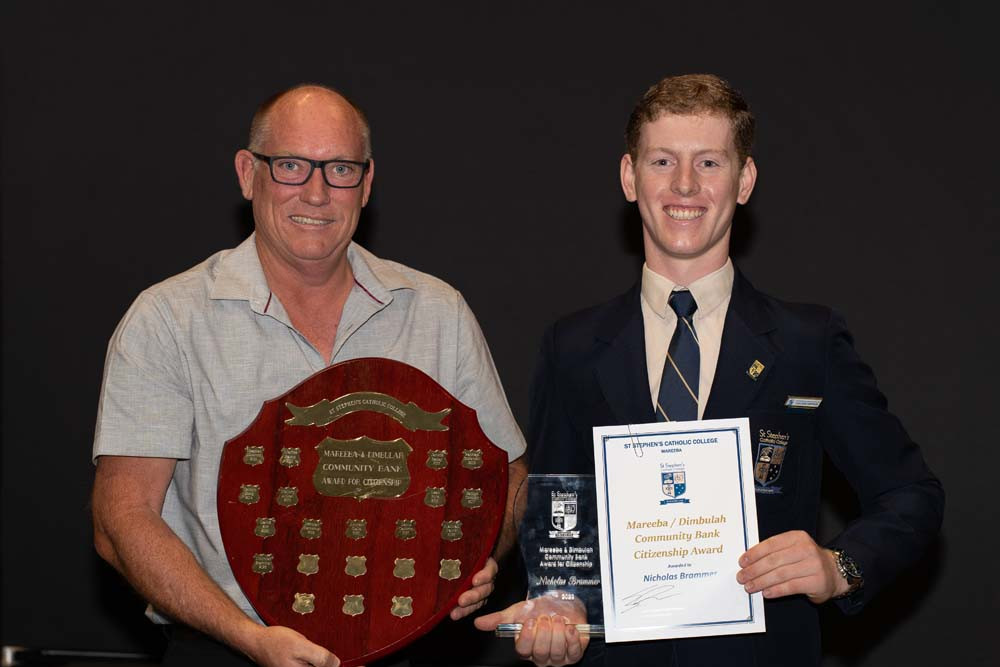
[[831, 549, 864, 597]]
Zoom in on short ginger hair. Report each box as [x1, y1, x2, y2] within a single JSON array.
[[625, 74, 755, 163]]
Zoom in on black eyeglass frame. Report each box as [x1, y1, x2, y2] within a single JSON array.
[[250, 151, 370, 188]]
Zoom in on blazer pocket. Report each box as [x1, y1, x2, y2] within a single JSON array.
[[746, 410, 815, 514]]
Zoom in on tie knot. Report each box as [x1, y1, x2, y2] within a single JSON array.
[[669, 290, 697, 319]]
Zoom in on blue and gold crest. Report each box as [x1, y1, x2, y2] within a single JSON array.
[[662, 470, 686, 498], [753, 429, 790, 488]]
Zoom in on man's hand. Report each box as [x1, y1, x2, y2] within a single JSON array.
[[246, 625, 340, 667], [92, 456, 341, 666], [474, 596, 589, 666], [450, 556, 498, 620], [736, 530, 848, 603]]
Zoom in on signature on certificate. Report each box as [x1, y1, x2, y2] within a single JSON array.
[[620, 583, 680, 613]]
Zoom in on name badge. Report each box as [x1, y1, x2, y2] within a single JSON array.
[[784, 395, 822, 410]]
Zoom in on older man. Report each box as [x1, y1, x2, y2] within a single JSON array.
[[92, 84, 527, 667], [477, 74, 943, 666]]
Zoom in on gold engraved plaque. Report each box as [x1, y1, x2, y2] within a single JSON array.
[[461, 488, 483, 509], [243, 445, 265, 466], [345, 519, 367, 540], [395, 519, 416, 540], [254, 517, 276, 538], [252, 553, 274, 574], [279, 447, 301, 467], [461, 449, 484, 470], [391, 596, 414, 618], [297, 554, 319, 576], [343, 594, 365, 617], [313, 436, 413, 500], [439, 559, 461, 581], [293, 593, 315, 615], [286, 392, 451, 431], [393, 558, 416, 580], [300, 518, 322, 539], [423, 487, 446, 508], [345, 555, 367, 577], [276, 486, 299, 507], [426, 450, 447, 470], [441, 520, 463, 542], [238, 484, 260, 505]]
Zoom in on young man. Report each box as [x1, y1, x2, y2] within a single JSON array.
[[477, 74, 943, 667]]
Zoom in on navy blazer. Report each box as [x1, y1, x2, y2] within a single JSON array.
[[528, 269, 944, 667]]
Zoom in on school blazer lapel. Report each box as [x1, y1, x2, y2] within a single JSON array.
[[704, 269, 781, 419], [593, 286, 656, 426]]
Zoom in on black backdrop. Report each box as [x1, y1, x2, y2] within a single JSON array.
[[1, 2, 994, 665]]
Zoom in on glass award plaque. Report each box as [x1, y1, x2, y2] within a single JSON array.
[[216, 358, 509, 666], [496, 474, 605, 637]]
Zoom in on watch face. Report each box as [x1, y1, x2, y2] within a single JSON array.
[[839, 552, 863, 579]]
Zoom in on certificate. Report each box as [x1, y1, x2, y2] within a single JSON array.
[[592, 418, 765, 642]]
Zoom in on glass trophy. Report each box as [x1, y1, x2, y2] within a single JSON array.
[[496, 474, 605, 637]]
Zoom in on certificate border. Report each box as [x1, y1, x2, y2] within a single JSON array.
[[600, 424, 756, 632]]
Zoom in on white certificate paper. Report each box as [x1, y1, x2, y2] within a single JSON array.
[[593, 418, 765, 642]]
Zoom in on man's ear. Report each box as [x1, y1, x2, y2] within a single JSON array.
[[620, 153, 638, 202], [737, 157, 757, 205], [235, 149, 257, 201], [360, 159, 375, 207]]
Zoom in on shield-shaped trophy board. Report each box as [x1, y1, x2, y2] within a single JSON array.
[[217, 358, 508, 666]]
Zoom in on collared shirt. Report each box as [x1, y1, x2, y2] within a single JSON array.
[[94, 233, 526, 622], [640, 259, 734, 419]]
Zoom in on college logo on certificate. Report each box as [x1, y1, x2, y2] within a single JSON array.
[[659, 464, 690, 504], [549, 490, 580, 537]]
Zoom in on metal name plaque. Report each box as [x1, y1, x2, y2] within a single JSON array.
[[217, 358, 508, 667]]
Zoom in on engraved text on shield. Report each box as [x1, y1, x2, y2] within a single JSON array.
[[313, 436, 413, 499]]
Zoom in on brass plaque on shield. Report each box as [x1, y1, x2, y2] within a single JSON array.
[[279, 447, 301, 467], [293, 593, 315, 615], [286, 392, 451, 431], [255, 517, 276, 538], [313, 436, 413, 499], [461, 488, 483, 509], [441, 520, 463, 542], [345, 519, 367, 540], [426, 450, 447, 470], [424, 487, 446, 508], [395, 519, 416, 540], [391, 596, 414, 618], [345, 555, 367, 577], [298, 554, 320, 576], [439, 559, 461, 581], [393, 558, 416, 580], [461, 449, 484, 470], [252, 553, 274, 575], [300, 518, 322, 540], [276, 487, 299, 507], [343, 595, 365, 617], [243, 445, 264, 466], [238, 484, 260, 504]]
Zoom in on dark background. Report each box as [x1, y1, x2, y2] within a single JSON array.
[[2, 2, 994, 665]]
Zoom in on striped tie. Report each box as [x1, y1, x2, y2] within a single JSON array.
[[656, 290, 699, 422]]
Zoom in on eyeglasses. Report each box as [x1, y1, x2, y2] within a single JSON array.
[[250, 152, 370, 188]]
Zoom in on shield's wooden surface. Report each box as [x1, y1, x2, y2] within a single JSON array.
[[217, 358, 508, 666]]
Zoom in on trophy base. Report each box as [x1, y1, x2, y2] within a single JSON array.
[[495, 623, 605, 637]]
